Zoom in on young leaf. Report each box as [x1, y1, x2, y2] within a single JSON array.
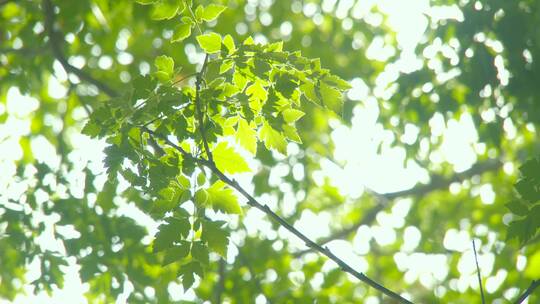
[[151, 0, 184, 20], [282, 124, 302, 143], [222, 34, 236, 55], [196, 33, 221, 54], [259, 122, 287, 154], [172, 24, 192, 42], [282, 109, 305, 123], [212, 142, 250, 174], [319, 82, 342, 114], [236, 118, 257, 154], [206, 181, 242, 214], [154, 55, 174, 81], [200, 4, 226, 22]]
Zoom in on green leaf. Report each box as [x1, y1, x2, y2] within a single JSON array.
[[319, 81, 342, 113], [178, 262, 203, 290], [151, 0, 184, 20], [162, 242, 190, 266], [506, 200, 529, 216], [200, 4, 226, 22], [171, 24, 192, 42], [191, 241, 209, 265], [275, 73, 297, 98], [282, 124, 302, 143], [515, 179, 540, 203], [153, 217, 190, 252], [81, 121, 101, 138], [179, 265, 195, 290], [259, 122, 287, 154], [246, 81, 267, 111], [196, 33, 221, 54], [222, 34, 236, 55], [323, 74, 352, 90], [202, 221, 229, 257], [282, 109, 305, 123], [235, 118, 257, 154], [219, 59, 234, 74], [212, 142, 250, 174], [206, 181, 242, 214], [154, 55, 174, 81]]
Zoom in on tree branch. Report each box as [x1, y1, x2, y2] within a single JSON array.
[[295, 158, 503, 256], [42, 0, 118, 98], [141, 127, 414, 304], [472, 239, 486, 304], [514, 279, 540, 304]]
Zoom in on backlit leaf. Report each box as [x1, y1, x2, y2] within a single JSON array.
[[196, 33, 221, 54]]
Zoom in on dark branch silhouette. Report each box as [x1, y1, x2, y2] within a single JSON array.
[[514, 279, 540, 304], [42, 0, 118, 98]]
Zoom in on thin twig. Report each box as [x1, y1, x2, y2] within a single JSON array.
[[194, 54, 212, 162], [472, 239, 486, 304], [141, 127, 414, 304], [514, 279, 540, 304], [42, 0, 118, 98]]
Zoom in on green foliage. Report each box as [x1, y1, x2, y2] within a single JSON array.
[[506, 157, 540, 245], [2, 0, 540, 303]]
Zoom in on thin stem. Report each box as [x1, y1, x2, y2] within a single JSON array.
[[472, 240, 486, 304], [514, 279, 540, 304], [194, 54, 212, 162], [142, 127, 414, 304]]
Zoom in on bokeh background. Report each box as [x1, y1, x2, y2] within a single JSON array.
[[1, 0, 539, 303]]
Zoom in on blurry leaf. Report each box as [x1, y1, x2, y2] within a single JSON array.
[[505, 200, 529, 216]]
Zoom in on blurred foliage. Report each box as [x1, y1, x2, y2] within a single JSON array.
[[0, 0, 539, 303]]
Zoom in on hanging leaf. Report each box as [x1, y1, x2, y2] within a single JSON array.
[[259, 122, 287, 154]]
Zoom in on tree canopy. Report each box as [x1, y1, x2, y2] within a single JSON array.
[[1, 0, 539, 303]]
